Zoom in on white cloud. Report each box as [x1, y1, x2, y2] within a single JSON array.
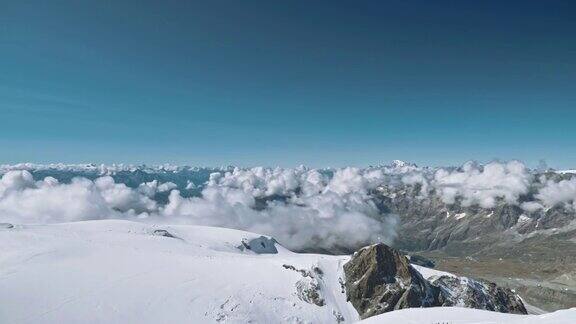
[[401, 172, 430, 198], [161, 167, 396, 250], [138, 180, 178, 197], [520, 201, 544, 212], [432, 161, 531, 208], [1, 161, 571, 250], [0, 171, 117, 223], [535, 178, 576, 209], [94, 176, 157, 213], [0, 168, 398, 251]]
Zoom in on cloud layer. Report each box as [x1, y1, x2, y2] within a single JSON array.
[[1, 161, 575, 250], [0, 168, 398, 251], [432, 161, 532, 208]]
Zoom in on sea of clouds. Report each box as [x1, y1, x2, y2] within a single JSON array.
[[0, 166, 397, 251], [400, 160, 576, 211], [0, 161, 575, 250]]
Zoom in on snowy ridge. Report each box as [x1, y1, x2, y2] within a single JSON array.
[[411, 264, 457, 279], [1, 220, 572, 323], [0, 220, 359, 323]]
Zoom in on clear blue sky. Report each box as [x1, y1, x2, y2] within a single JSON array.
[[1, 0, 575, 168]]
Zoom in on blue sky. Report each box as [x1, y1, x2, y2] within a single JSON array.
[[1, 0, 575, 168]]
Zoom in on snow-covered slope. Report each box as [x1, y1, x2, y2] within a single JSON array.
[[0, 220, 358, 323], [358, 306, 576, 324], [2, 219, 573, 323], [411, 264, 456, 279]]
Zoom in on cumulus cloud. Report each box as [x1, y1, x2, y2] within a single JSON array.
[[401, 172, 430, 198], [0, 171, 169, 224], [0, 168, 398, 252], [162, 167, 397, 250], [432, 161, 531, 208], [3, 160, 572, 251], [535, 178, 576, 210], [520, 201, 544, 212], [0, 171, 118, 223], [138, 180, 177, 198], [162, 168, 396, 249]]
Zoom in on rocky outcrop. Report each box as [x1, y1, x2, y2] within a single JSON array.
[[282, 264, 326, 306], [343, 243, 527, 319], [343, 244, 439, 318], [0, 223, 14, 229], [431, 276, 526, 314], [152, 229, 178, 238], [238, 236, 278, 254]]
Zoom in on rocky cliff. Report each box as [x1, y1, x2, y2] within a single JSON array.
[[343, 243, 527, 319]]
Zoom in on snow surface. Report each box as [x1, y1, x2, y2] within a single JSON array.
[[411, 264, 456, 279], [455, 212, 467, 220], [359, 306, 576, 324], [0, 220, 358, 323], [1, 219, 574, 323]]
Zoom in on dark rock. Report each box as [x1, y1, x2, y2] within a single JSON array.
[[282, 264, 314, 278], [431, 276, 527, 314], [343, 243, 440, 319], [343, 243, 527, 319], [239, 236, 278, 254], [296, 279, 325, 306], [333, 310, 345, 323], [152, 229, 178, 238], [283, 264, 326, 306]]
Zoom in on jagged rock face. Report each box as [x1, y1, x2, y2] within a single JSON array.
[[343, 244, 439, 319], [431, 276, 527, 314], [343, 243, 527, 319], [238, 236, 278, 254]]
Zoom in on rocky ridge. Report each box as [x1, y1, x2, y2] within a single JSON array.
[[343, 243, 527, 319]]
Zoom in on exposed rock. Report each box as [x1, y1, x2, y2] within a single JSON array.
[[239, 236, 278, 254], [282, 264, 322, 278], [296, 279, 325, 306], [343, 243, 439, 319], [332, 310, 345, 323], [0, 223, 14, 229], [283, 264, 325, 306], [343, 243, 527, 319], [369, 181, 576, 312], [431, 276, 527, 314], [152, 229, 178, 238]]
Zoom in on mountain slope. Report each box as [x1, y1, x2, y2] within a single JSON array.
[[1, 220, 540, 323], [0, 220, 358, 323]]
